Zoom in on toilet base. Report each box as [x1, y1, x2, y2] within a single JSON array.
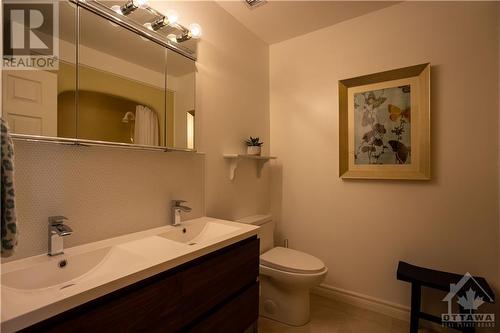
[[259, 275, 311, 326]]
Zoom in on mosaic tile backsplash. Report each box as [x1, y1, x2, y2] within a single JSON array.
[[3, 141, 205, 262]]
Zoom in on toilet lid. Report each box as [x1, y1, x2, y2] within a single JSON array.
[[260, 247, 326, 274]]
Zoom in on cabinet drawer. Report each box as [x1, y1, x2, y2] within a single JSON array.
[[181, 237, 259, 323], [22, 272, 183, 333], [187, 282, 259, 333]]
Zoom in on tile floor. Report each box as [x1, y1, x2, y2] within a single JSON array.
[[258, 294, 440, 333]]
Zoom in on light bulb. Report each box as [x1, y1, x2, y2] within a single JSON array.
[[143, 22, 153, 31], [132, 0, 149, 9], [165, 10, 178, 25], [188, 23, 202, 39]]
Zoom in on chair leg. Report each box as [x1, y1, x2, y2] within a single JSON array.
[[410, 284, 421, 333], [459, 306, 475, 333]]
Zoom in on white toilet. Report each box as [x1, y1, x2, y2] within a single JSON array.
[[236, 215, 328, 326]]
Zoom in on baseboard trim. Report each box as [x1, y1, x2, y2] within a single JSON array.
[[311, 284, 451, 332], [311, 283, 410, 322]]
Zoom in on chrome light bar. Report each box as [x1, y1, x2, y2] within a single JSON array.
[[74, 0, 198, 60], [117, 0, 148, 15]]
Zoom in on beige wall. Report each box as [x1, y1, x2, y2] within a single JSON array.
[[270, 1, 499, 310], [5, 1, 270, 260]]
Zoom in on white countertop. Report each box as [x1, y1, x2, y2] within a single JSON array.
[[1, 217, 259, 332]]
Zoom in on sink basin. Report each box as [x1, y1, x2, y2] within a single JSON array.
[[2, 247, 114, 290], [1, 221, 242, 292], [159, 221, 240, 245], [1, 217, 259, 332]]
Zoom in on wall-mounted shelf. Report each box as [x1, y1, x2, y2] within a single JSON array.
[[223, 154, 277, 180]]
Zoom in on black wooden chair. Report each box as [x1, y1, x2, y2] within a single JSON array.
[[397, 261, 495, 333]]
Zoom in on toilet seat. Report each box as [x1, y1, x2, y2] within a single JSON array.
[[260, 247, 325, 274]]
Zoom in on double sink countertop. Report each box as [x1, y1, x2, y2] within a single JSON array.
[[1, 217, 259, 332]]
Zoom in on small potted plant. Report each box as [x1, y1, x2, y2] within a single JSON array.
[[245, 136, 263, 156]]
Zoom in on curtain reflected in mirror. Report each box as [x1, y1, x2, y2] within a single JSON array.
[[3, 1, 197, 150], [75, 7, 167, 146]]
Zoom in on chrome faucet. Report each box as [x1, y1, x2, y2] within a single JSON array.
[[171, 200, 192, 226], [48, 216, 73, 256]]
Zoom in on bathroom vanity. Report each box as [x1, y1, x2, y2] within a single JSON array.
[[1, 218, 259, 332]]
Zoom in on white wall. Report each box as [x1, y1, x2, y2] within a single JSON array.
[[4, 1, 270, 260], [270, 1, 499, 310]]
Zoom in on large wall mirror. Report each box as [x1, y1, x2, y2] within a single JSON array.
[[2, 0, 197, 151], [167, 50, 195, 150], [77, 8, 167, 146], [2, 1, 77, 139]]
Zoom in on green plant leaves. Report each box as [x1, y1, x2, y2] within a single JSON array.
[[245, 136, 263, 146]]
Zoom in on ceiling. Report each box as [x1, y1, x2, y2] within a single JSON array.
[[216, 1, 397, 44]]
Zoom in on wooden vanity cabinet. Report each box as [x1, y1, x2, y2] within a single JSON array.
[[21, 237, 259, 333]]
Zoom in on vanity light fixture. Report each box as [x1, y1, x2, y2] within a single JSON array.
[[121, 111, 135, 123], [111, 0, 149, 16], [98, 0, 201, 49], [174, 23, 202, 43], [140, 9, 200, 43], [148, 10, 178, 31], [150, 17, 170, 31], [175, 33, 190, 43]]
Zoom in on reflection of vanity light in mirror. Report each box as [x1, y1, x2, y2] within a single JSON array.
[[122, 111, 136, 123], [5, 0, 197, 151], [122, 111, 136, 144], [167, 34, 177, 43], [111, 5, 121, 14]]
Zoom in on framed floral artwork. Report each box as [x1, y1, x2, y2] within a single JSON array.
[[339, 63, 430, 180]]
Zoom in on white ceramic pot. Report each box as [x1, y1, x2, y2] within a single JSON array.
[[247, 146, 261, 156]]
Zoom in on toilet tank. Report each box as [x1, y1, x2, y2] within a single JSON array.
[[236, 214, 274, 254]]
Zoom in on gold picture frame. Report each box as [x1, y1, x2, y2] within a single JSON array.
[[339, 63, 430, 180]]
